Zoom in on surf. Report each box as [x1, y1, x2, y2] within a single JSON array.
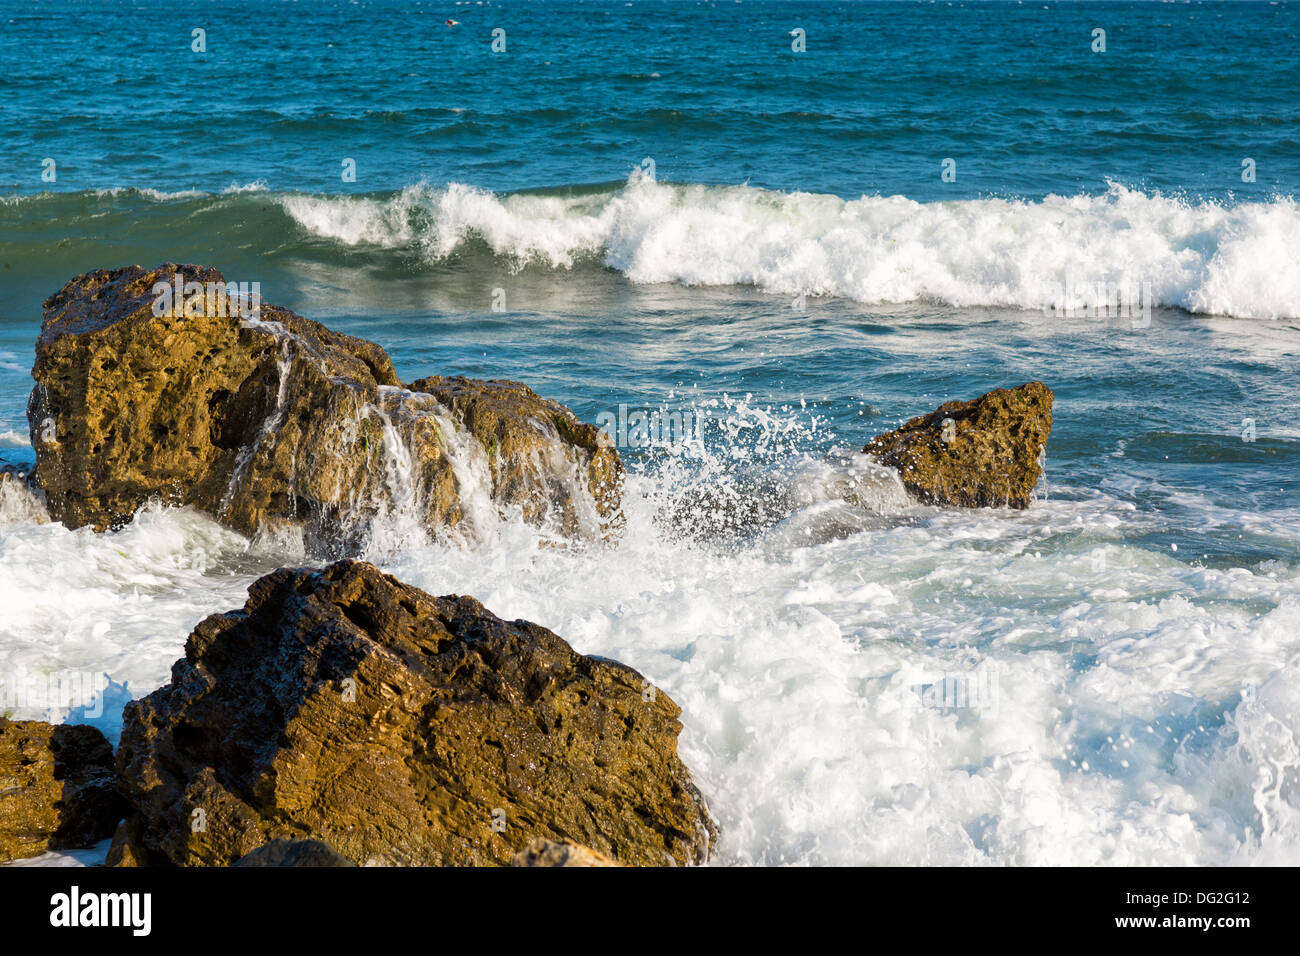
[[7, 177, 1298, 321]]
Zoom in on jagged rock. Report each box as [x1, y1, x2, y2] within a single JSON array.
[[0, 718, 123, 863], [511, 838, 619, 867], [27, 264, 622, 549], [114, 560, 716, 867], [104, 819, 149, 867], [864, 382, 1053, 508], [233, 839, 355, 867]]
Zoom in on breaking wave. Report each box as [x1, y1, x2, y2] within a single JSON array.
[[6, 178, 1297, 320], [278, 174, 1300, 320]]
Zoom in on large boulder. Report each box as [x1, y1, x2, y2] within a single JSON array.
[[0, 718, 123, 862], [113, 560, 716, 867], [864, 382, 1053, 509], [27, 264, 622, 549]]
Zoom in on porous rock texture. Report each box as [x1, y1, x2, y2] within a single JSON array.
[[0, 718, 123, 862], [511, 837, 619, 867], [864, 382, 1054, 508], [112, 560, 716, 867], [232, 839, 356, 867], [28, 264, 622, 549]]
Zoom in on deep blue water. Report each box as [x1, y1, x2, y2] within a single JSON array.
[[2, 0, 1298, 200]]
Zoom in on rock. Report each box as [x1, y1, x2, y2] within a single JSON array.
[[114, 560, 716, 867], [511, 838, 619, 867], [0, 718, 124, 863], [233, 839, 355, 867], [27, 264, 622, 549], [104, 819, 150, 867], [410, 376, 623, 537], [864, 382, 1053, 509]]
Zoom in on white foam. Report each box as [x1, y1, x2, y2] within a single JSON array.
[[2, 838, 112, 867], [0, 503, 281, 743], [0, 474, 47, 525], [2, 405, 1297, 866], [90, 186, 207, 202], [280, 176, 1300, 319], [220, 181, 269, 195]]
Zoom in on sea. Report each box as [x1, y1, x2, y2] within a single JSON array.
[[1, 0, 1299, 865]]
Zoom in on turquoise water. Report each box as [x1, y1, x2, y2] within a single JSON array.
[[2, 1, 1299, 865]]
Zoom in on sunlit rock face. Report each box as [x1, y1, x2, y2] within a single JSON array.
[[28, 264, 622, 551]]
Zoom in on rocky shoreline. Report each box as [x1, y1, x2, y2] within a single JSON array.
[[27, 264, 623, 551], [109, 559, 715, 867], [1, 265, 1055, 867]]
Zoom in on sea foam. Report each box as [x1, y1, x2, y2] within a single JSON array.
[[1, 396, 1298, 866], [279, 175, 1300, 320]]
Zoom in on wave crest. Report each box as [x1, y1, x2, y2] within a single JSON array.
[[278, 176, 1300, 320]]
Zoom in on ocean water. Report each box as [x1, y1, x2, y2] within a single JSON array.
[[2, 0, 1300, 866]]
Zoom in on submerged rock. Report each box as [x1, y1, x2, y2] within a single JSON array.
[[864, 382, 1053, 509], [114, 560, 716, 867], [0, 718, 123, 863], [27, 264, 622, 549], [511, 838, 619, 867]]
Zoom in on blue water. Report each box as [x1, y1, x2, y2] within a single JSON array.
[[3, 0, 1298, 199], [2, 1, 1300, 866]]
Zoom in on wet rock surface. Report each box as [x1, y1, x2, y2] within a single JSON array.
[[114, 560, 716, 867], [511, 838, 619, 867], [233, 839, 356, 867], [0, 718, 123, 863], [409, 375, 624, 538], [864, 382, 1054, 509], [28, 264, 621, 548]]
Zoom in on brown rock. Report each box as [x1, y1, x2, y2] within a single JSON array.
[[104, 819, 151, 867], [114, 560, 716, 867], [864, 382, 1054, 509], [0, 718, 123, 863], [233, 839, 356, 867], [511, 838, 619, 867], [410, 376, 624, 537], [28, 264, 622, 549]]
